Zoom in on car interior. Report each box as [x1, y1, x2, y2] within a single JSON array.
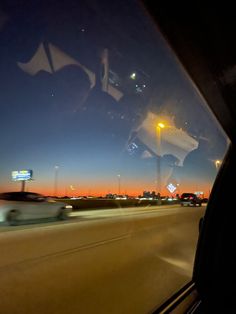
[[144, 2, 236, 313], [0, 1, 235, 313]]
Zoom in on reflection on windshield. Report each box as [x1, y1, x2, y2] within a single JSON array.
[[0, 1, 228, 199], [0, 2, 230, 314]]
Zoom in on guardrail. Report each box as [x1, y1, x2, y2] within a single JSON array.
[[59, 198, 180, 210]]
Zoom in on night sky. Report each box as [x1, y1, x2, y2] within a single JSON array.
[[0, 0, 228, 197]]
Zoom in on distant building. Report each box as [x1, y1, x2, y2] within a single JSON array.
[[105, 193, 128, 200], [142, 191, 157, 199], [106, 193, 116, 199]]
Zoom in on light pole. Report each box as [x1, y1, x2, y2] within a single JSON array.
[[70, 185, 75, 197], [176, 183, 181, 197], [156, 123, 165, 197], [54, 165, 59, 197], [117, 174, 121, 195]]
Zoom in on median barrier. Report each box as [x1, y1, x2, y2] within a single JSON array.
[[58, 198, 180, 210]]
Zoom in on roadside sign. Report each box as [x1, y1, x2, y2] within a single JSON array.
[[12, 170, 33, 181], [167, 183, 177, 193]]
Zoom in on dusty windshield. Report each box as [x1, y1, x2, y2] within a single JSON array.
[[0, 1, 229, 313]]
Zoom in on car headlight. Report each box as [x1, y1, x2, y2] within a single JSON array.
[[65, 205, 73, 209]]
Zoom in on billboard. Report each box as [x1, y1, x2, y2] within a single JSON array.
[[12, 170, 33, 181]]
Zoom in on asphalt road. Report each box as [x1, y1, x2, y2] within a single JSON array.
[[0, 205, 205, 314]]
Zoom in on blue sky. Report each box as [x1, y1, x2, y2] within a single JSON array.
[[0, 1, 228, 196]]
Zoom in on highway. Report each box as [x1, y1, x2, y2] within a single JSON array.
[[0, 205, 205, 314]]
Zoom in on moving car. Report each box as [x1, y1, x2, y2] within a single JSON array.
[[180, 193, 202, 207], [202, 198, 209, 204], [0, 192, 72, 225]]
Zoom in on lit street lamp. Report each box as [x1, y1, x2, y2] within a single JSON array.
[[54, 165, 59, 197], [156, 122, 165, 197]]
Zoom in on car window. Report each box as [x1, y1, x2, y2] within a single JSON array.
[[24, 193, 45, 201], [0, 193, 11, 200], [0, 192, 25, 201], [0, 1, 230, 313]]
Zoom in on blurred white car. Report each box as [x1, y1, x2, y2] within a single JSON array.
[[0, 192, 73, 225]]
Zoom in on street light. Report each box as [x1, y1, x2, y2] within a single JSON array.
[[70, 185, 76, 198], [117, 174, 121, 195], [54, 165, 59, 197], [157, 122, 165, 129], [156, 123, 165, 197]]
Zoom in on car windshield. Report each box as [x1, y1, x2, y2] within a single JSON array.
[[0, 1, 230, 313]]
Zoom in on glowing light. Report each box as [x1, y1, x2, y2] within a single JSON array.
[[215, 160, 222, 169], [65, 205, 73, 209], [130, 72, 136, 79], [157, 122, 165, 129], [167, 183, 177, 193]]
